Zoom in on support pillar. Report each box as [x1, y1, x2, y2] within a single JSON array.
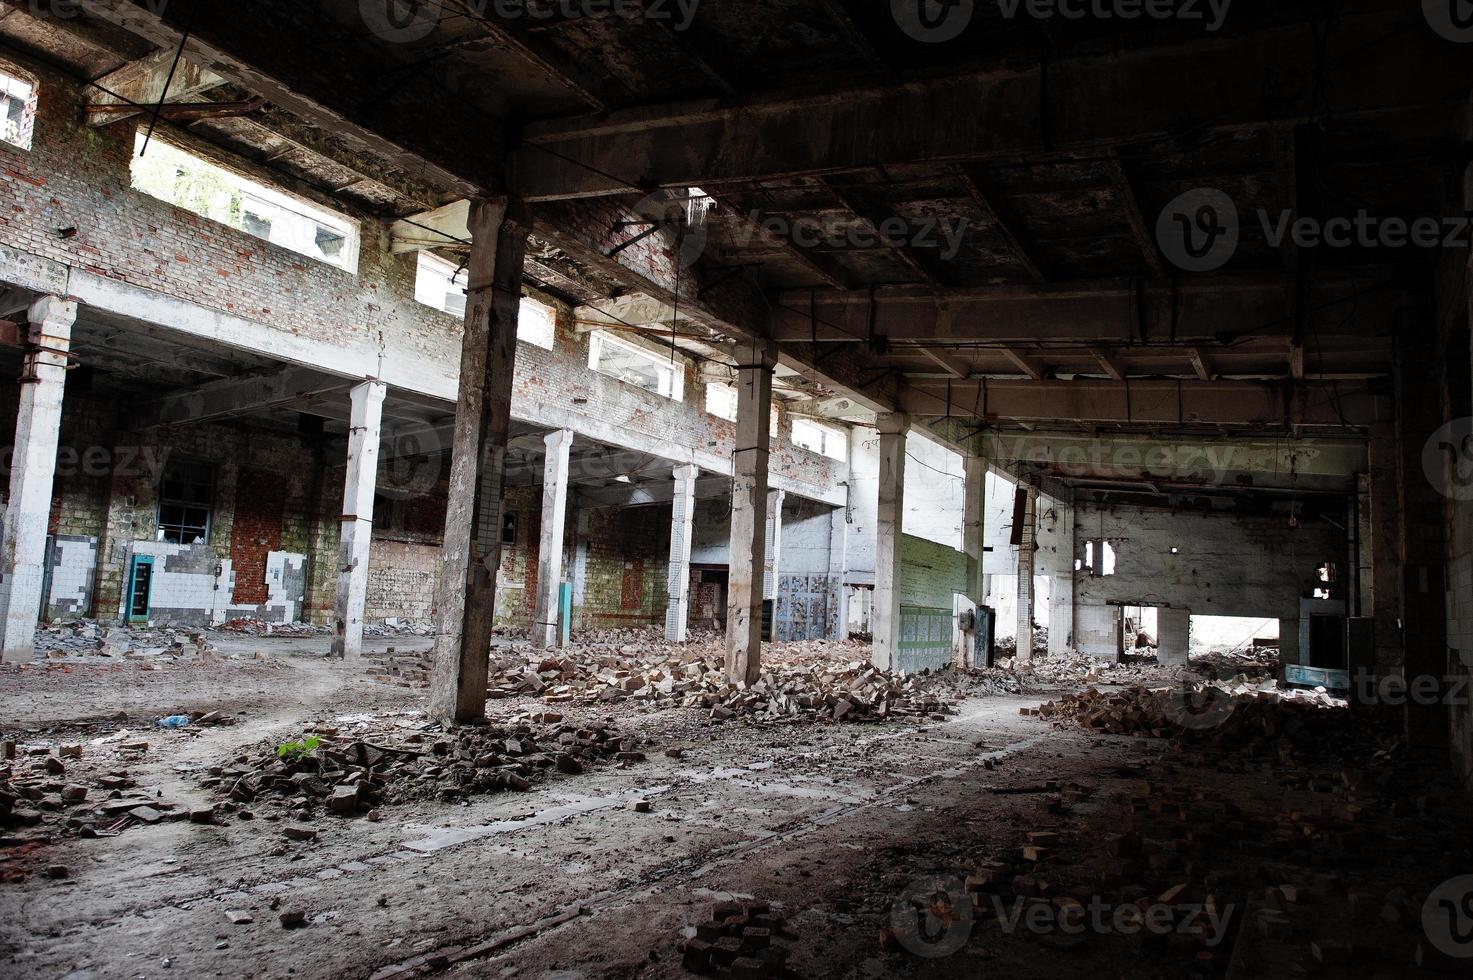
[[665, 463, 698, 642], [725, 337, 775, 685], [1158, 607, 1191, 665], [533, 429, 573, 649], [826, 504, 848, 640], [330, 379, 386, 659], [0, 296, 76, 662], [763, 488, 785, 619], [960, 455, 988, 667], [873, 413, 908, 671], [1047, 500, 1075, 659], [1367, 423, 1403, 676], [429, 197, 531, 724], [1015, 486, 1038, 661]]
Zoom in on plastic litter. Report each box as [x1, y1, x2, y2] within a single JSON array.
[[155, 715, 191, 728]]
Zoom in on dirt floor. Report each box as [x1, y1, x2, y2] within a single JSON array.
[[1, 631, 1469, 979]]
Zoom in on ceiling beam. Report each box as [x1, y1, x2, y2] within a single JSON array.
[[818, 176, 952, 286], [900, 378, 1386, 428], [811, 0, 888, 73], [1102, 150, 1169, 281], [509, 7, 1466, 200], [915, 346, 971, 379], [1188, 347, 1214, 382], [999, 347, 1046, 381], [716, 199, 854, 290], [770, 271, 1408, 344], [955, 163, 1047, 283], [442, 0, 609, 111], [1090, 347, 1126, 382], [85, 48, 225, 125], [75, 0, 498, 196], [136, 366, 351, 428]]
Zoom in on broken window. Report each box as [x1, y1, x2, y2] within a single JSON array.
[[0, 68, 35, 151], [588, 330, 684, 400], [705, 382, 738, 422], [413, 253, 555, 349], [1081, 540, 1117, 576], [130, 132, 360, 272], [791, 417, 847, 462], [156, 458, 215, 545], [1101, 541, 1118, 576], [501, 512, 518, 547]]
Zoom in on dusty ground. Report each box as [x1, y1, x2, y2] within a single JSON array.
[[1, 634, 1469, 979]]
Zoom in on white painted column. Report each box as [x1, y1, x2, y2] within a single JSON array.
[[1158, 606, 1191, 665], [664, 463, 698, 642], [1047, 501, 1076, 659], [763, 488, 786, 601], [960, 455, 987, 667], [533, 428, 573, 649], [873, 413, 908, 671], [330, 379, 386, 659], [826, 504, 848, 640], [1015, 485, 1037, 662], [725, 337, 775, 685], [0, 296, 76, 663]]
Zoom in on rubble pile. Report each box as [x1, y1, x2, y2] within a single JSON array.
[[209, 712, 645, 817], [32, 622, 218, 660], [490, 650, 962, 724], [214, 618, 329, 637], [680, 899, 794, 977], [1027, 675, 1343, 739], [0, 738, 187, 847]]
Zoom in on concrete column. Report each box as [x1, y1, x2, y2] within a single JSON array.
[[664, 463, 698, 642], [873, 413, 908, 671], [0, 296, 76, 662], [1367, 423, 1403, 676], [1278, 618, 1301, 667], [533, 429, 573, 649], [1158, 607, 1191, 665], [959, 455, 988, 667], [725, 336, 776, 685], [430, 197, 531, 725], [1047, 501, 1075, 659], [763, 488, 785, 601], [1015, 485, 1037, 662], [330, 379, 386, 659], [826, 505, 848, 640]]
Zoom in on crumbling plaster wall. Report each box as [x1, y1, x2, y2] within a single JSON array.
[[1074, 500, 1344, 620]]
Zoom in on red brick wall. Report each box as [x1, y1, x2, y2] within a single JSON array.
[[230, 467, 285, 604]]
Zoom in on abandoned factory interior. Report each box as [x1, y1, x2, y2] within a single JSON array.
[[2, 0, 1473, 977]]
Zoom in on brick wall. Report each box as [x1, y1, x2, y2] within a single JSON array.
[[230, 467, 285, 605]]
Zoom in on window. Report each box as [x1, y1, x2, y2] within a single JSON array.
[[0, 69, 35, 150], [413, 253, 556, 349], [791, 418, 847, 462], [588, 331, 683, 400], [157, 458, 215, 545], [706, 382, 738, 422], [130, 132, 360, 272], [501, 512, 518, 547]]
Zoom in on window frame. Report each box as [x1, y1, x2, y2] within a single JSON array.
[[156, 457, 216, 546], [587, 330, 684, 401], [414, 252, 556, 350], [0, 67, 36, 152], [791, 417, 847, 462]]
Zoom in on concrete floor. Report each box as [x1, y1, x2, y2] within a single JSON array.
[[1, 642, 1466, 979]]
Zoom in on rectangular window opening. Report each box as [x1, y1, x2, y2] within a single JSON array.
[[130, 132, 360, 272], [157, 458, 215, 545], [588, 330, 683, 400], [791, 417, 847, 462], [0, 69, 35, 150], [705, 382, 738, 422]]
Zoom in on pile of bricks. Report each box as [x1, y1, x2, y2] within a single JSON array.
[[210, 714, 645, 818], [1025, 677, 1341, 737], [490, 652, 960, 724], [681, 900, 792, 977], [0, 740, 184, 847]]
